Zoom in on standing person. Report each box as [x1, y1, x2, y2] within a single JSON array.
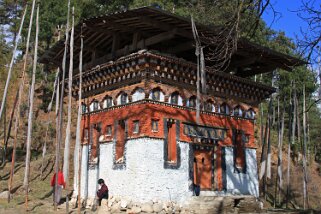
[[96, 178, 108, 206], [50, 168, 65, 205]]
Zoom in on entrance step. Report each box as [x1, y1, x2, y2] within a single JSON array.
[[184, 196, 262, 214]]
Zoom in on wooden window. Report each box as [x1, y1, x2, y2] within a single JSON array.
[[152, 89, 160, 101], [92, 101, 99, 111], [188, 96, 196, 108], [83, 128, 89, 139], [104, 97, 113, 108], [170, 92, 179, 105], [220, 103, 229, 114], [81, 104, 87, 114], [205, 101, 214, 112], [120, 93, 128, 105], [233, 106, 243, 117], [106, 125, 112, 136], [245, 109, 255, 119], [116, 120, 126, 163], [233, 130, 246, 173], [133, 120, 139, 134], [167, 121, 177, 163], [152, 120, 159, 132]]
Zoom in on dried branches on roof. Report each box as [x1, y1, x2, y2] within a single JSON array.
[[198, 0, 272, 72]]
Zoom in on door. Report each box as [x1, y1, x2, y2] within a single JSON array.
[[193, 149, 213, 190]]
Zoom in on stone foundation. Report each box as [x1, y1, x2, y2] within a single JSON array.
[[70, 195, 262, 213]]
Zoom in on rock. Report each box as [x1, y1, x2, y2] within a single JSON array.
[[130, 206, 142, 214], [163, 205, 169, 213], [165, 201, 171, 208], [127, 201, 133, 209], [114, 196, 121, 202], [231, 189, 241, 195], [146, 200, 153, 206], [110, 197, 116, 203], [179, 209, 189, 214], [101, 199, 108, 207], [70, 197, 77, 209], [108, 200, 113, 207], [0, 191, 9, 199], [111, 203, 120, 213], [120, 199, 128, 208], [158, 210, 166, 214], [141, 203, 153, 213], [153, 203, 163, 213], [98, 202, 110, 214], [86, 198, 95, 209], [133, 202, 141, 208], [173, 204, 181, 213]]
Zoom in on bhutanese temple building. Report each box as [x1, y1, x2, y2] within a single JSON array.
[[40, 7, 304, 204]]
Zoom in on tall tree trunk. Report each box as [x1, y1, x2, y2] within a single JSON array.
[[24, 2, 39, 210], [191, 16, 201, 124], [40, 122, 50, 179], [274, 97, 280, 208], [307, 111, 310, 161], [264, 99, 273, 199], [8, 0, 36, 202], [2, 104, 6, 165], [0, 6, 27, 122], [54, 0, 71, 210], [63, 7, 75, 213], [295, 95, 301, 153], [260, 98, 272, 198], [287, 82, 296, 208], [76, 26, 84, 214], [278, 97, 285, 204], [3, 88, 20, 169], [302, 85, 308, 209]]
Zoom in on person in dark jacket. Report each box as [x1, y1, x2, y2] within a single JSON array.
[[97, 178, 108, 206]]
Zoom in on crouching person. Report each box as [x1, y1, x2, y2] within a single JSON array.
[[97, 178, 108, 206]]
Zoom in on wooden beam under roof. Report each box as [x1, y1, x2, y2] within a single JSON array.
[[166, 41, 194, 54], [78, 30, 176, 71], [138, 16, 193, 39], [235, 65, 276, 77]]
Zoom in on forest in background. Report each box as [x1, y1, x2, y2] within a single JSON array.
[[0, 0, 320, 211]]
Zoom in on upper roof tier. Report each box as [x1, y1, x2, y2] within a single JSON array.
[[40, 7, 305, 78]]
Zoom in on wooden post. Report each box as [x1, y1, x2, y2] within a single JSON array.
[[3, 103, 6, 165], [63, 6, 75, 213], [75, 24, 84, 214], [191, 16, 201, 124], [40, 122, 50, 179], [0, 4, 27, 122], [274, 96, 280, 208], [54, 0, 70, 210], [24, 2, 39, 210], [7, 0, 36, 203], [3, 89, 20, 168], [302, 85, 308, 209], [286, 81, 296, 208]]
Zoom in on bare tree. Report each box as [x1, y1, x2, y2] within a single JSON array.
[[24, 1, 39, 209], [297, 0, 321, 63]]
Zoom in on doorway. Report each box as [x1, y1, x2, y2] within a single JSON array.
[[193, 148, 214, 190]]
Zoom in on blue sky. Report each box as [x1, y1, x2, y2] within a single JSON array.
[[262, 0, 308, 43]]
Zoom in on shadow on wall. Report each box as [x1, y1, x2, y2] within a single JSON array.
[[225, 148, 259, 197]]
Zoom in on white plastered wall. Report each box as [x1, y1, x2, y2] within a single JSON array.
[[79, 138, 192, 202], [224, 147, 259, 197]]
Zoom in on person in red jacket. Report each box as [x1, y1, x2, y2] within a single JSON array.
[[50, 168, 66, 205], [96, 178, 108, 206]]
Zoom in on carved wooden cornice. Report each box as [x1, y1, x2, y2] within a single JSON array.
[[71, 51, 275, 103]]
